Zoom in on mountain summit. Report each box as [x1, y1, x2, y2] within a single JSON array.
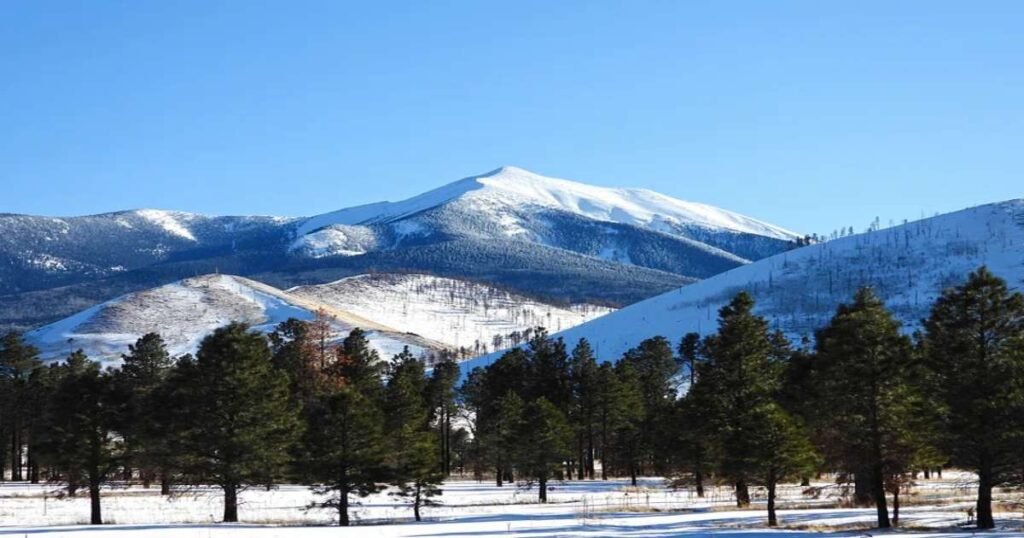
[[0, 167, 798, 332]]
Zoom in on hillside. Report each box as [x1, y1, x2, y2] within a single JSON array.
[[288, 273, 613, 352], [461, 199, 1024, 372], [27, 274, 445, 362], [0, 166, 797, 331]]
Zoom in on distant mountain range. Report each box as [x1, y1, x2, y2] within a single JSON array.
[[460, 199, 1024, 374], [1, 166, 798, 332]]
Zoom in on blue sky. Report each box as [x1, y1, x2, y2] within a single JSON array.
[[2, 1, 1022, 234]]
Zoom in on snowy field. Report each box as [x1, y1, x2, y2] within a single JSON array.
[[3, 473, 1022, 537]]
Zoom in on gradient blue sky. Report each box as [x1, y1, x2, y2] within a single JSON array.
[[3, 1, 1022, 234]]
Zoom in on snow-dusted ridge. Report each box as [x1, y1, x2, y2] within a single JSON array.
[[298, 166, 798, 240], [461, 199, 1024, 374]]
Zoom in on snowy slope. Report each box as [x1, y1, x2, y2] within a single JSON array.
[[461, 200, 1024, 372], [288, 273, 614, 352], [27, 274, 445, 363], [296, 166, 797, 245], [2, 166, 797, 332]]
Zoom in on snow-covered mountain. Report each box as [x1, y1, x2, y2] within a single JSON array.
[[1, 167, 797, 332], [27, 274, 445, 363], [288, 273, 613, 352], [460, 199, 1024, 373]]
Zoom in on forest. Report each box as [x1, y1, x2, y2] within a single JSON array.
[[0, 266, 1021, 530]]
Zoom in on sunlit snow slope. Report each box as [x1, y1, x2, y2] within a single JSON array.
[[288, 273, 613, 352], [27, 274, 444, 362], [462, 200, 1024, 372]]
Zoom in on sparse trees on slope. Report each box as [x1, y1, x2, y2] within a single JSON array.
[[175, 323, 302, 523], [923, 267, 1024, 529]]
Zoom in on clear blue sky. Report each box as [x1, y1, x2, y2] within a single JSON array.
[[3, 1, 1022, 234]]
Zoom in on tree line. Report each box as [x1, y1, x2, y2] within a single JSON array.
[[460, 266, 1024, 529], [0, 312, 463, 526], [1, 266, 1022, 529]]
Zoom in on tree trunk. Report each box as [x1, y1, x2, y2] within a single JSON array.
[[854, 469, 872, 506], [767, 472, 777, 527], [89, 478, 103, 525], [11, 428, 21, 481], [872, 463, 890, 528], [160, 471, 171, 495], [539, 476, 547, 503], [892, 484, 900, 527], [414, 483, 422, 522], [496, 465, 503, 487], [695, 468, 705, 498], [630, 463, 638, 487], [338, 483, 350, 526], [223, 483, 239, 523], [735, 480, 750, 507], [977, 463, 995, 529]]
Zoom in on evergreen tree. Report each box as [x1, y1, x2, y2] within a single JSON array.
[[606, 360, 645, 485], [426, 359, 460, 477], [697, 292, 783, 507], [302, 383, 387, 526], [175, 323, 302, 522], [113, 333, 173, 490], [515, 397, 571, 502], [37, 351, 122, 525], [0, 331, 41, 482], [813, 287, 934, 528], [619, 337, 678, 477], [384, 349, 443, 522], [923, 267, 1024, 529], [748, 402, 818, 526], [568, 339, 600, 480]]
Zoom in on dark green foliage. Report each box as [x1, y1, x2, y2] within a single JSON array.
[[923, 267, 1024, 529], [36, 351, 122, 525], [385, 348, 443, 522], [173, 322, 302, 523], [515, 398, 572, 502], [301, 384, 387, 526], [812, 287, 936, 528], [113, 333, 174, 492]]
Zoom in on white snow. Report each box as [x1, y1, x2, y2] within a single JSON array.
[[26, 274, 443, 363], [297, 166, 798, 240], [462, 199, 1024, 372], [288, 274, 613, 351], [0, 472, 1014, 536], [134, 209, 197, 241]]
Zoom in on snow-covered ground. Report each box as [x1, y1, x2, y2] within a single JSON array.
[[464, 199, 1024, 371], [0, 473, 1018, 537], [289, 273, 613, 351], [26, 274, 444, 363]]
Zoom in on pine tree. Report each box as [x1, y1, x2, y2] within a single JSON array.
[[384, 348, 443, 522], [302, 383, 387, 526], [426, 359, 460, 477], [515, 397, 571, 502], [923, 267, 1024, 529], [113, 333, 173, 490], [0, 331, 41, 482], [697, 292, 783, 507], [813, 287, 934, 528], [748, 402, 818, 526], [568, 339, 600, 480], [37, 351, 122, 525], [175, 323, 302, 523]]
